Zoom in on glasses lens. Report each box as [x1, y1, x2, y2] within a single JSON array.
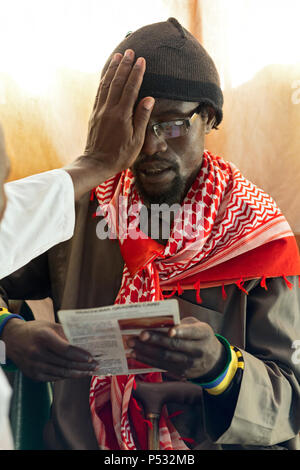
[[160, 120, 188, 139]]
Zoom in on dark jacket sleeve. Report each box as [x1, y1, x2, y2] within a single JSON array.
[[174, 276, 300, 448], [0, 253, 51, 304]]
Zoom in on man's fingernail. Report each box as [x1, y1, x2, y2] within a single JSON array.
[[169, 328, 177, 337], [135, 57, 144, 67], [143, 98, 155, 110], [112, 53, 122, 64], [124, 49, 134, 59]]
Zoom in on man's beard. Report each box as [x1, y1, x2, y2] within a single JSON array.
[[132, 164, 186, 208]]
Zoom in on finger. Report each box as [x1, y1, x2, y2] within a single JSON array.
[[168, 320, 211, 341], [31, 361, 96, 382], [106, 49, 136, 105], [133, 97, 155, 142], [95, 53, 123, 109], [132, 339, 193, 370], [131, 348, 190, 377], [136, 330, 205, 357], [43, 328, 94, 363], [119, 56, 146, 112], [41, 348, 99, 372]]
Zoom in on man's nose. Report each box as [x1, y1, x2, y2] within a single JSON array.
[[141, 127, 168, 156]]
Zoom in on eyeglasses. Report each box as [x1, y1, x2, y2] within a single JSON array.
[[151, 111, 199, 140]]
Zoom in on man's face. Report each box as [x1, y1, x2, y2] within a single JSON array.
[[0, 125, 10, 221], [132, 99, 213, 207]]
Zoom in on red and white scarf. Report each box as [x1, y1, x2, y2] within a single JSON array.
[[89, 151, 300, 450]]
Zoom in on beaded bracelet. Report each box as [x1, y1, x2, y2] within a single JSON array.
[[190, 334, 243, 396], [0, 308, 25, 370]]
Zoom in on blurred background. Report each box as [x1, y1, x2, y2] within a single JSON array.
[[0, 0, 300, 233]]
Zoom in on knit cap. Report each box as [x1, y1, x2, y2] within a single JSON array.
[[102, 17, 223, 125]]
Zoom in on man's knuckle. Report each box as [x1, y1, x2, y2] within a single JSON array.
[[28, 345, 39, 361], [111, 76, 124, 87], [101, 80, 110, 90], [124, 81, 136, 94]]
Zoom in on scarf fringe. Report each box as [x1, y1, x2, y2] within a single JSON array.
[[162, 282, 184, 299], [90, 188, 96, 201], [193, 280, 202, 304], [222, 283, 227, 300], [260, 275, 268, 290], [236, 278, 249, 295], [283, 275, 293, 290]]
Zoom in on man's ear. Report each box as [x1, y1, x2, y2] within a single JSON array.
[[204, 106, 217, 134]]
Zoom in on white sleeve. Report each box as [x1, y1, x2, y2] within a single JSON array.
[[0, 169, 75, 279], [0, 369, 13, 450]]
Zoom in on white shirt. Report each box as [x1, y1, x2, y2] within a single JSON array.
[[0, 369, 13, 450], [0, 168, 76, 449], [0, 169, 75, 279]]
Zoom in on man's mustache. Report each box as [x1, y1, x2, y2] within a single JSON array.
[[133, 154, 179, 172]]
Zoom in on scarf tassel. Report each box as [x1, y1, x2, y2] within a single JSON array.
[[90, 188, 96, 201], [283, 275, 293, 290], [236, 278, 249, 295], [162, 283, 184, 299], [222, 283, 227, 300], [163, 287, 177, 299], [177, 282, 183, 296], [193, 280, 202, 304], [260, 275, 268, 291]]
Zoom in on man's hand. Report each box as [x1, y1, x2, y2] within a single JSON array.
[[64, 50, 155, 200], [1, 319, 98, 382], [128, 317, 228, 381]]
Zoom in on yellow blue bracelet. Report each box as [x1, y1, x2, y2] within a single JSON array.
[[190, 335, 244, 396], [0, 308, 25, 370]]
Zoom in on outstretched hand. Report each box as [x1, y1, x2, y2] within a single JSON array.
[[84, 49, 154, 174], [2, 318, 98, 382], [64, 49, 155, 200]]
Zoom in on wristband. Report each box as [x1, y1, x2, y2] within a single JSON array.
[[189, 335, 244, 396], [0, 312, 24, 338], [205, 346, 238, 395], [0, 309, 25, 371]]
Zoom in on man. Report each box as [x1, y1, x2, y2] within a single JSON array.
[[1, 18, 300, 450]]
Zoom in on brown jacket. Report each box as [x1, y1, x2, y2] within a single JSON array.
[[2, 193, 300, 450]]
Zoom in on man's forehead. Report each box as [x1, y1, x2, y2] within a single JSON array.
[[150, 99, 199, 117]]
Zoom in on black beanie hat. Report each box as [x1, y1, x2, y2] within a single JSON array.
[[102, 18, 223, 126]]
